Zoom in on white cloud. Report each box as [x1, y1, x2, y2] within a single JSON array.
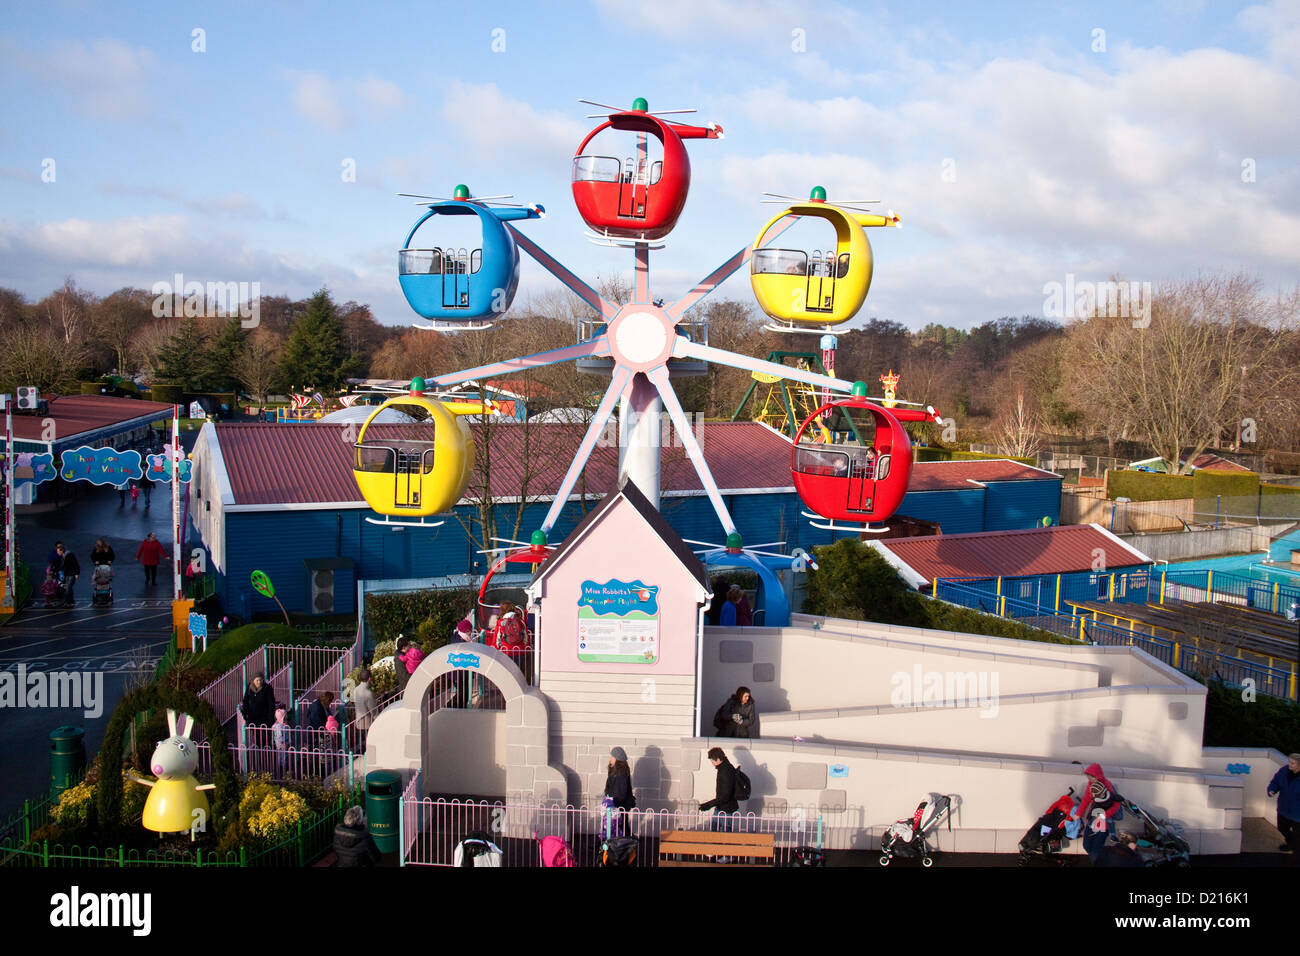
[[437, 81, 587, 173], [358, 75, 408, 111], [4, 36, 158, 120], [285, 70, 347, 132]]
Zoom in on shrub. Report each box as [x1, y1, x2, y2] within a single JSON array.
[[1106, 469, 1193, 501], [365, 589, 475, 648], [194, 622, 307, 673], [1203, 681, 1300, 753], [802, 538, 1072, 646], [348, 660, 395, 697]]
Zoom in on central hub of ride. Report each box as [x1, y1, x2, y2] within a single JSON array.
[[607, 304, 675, 370]]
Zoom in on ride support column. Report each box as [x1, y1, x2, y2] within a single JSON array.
[[618, 372, 661, 509]]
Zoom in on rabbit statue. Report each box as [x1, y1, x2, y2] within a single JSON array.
[[129, 709, 215, 837]]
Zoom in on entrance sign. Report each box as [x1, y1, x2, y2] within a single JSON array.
[[59, 447, 143, 487], [577, 579, 659, 664]]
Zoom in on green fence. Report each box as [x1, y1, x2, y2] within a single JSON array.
[[0, 789, 357, 868]]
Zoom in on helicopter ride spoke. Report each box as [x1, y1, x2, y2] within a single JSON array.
[[506, 224, 618, 320], [644, 364, 737, 538], [430, 338, 611, 389], [665, 215, 800, 322], [672, 338, 854, 395], [539, 365, 635, 535]]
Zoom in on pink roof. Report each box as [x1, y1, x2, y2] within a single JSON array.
[[11, 394, 175, 443], [874, 524, 1151, 584], [213, 421, 797, 506]]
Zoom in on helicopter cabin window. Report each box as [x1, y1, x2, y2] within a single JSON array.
[[469, 249, 482, 274], [355, 444, 396, 474], [573, 155, 621, 183], [794, 445, 849, 477], [752, 248, 808, 277], [649, 160, 663, 185], [836, 252, 851, 278]]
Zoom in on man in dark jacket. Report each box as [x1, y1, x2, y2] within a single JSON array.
[[333, 806, 381, 867], [240, 673, 276, 727], [56, 545, 80, 607], [699, 746, 739, 833], [1267, 752, 1300, 852]]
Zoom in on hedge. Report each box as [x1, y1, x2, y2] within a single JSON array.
[[1202, 681, 1299, 754], [1192, 469, 1259, 501], [1106, 469, 1193, 501], [916, 447, 1036, 465], [148, 383, 184, 404], [365, 588, 476, 651], [194, 622, 308, 673]]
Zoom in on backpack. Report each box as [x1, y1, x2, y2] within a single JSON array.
[[601, 836, 639, 867], [734, 767, 752, 801], [788, 846, 826, 867], [498, 615, 528, 649]]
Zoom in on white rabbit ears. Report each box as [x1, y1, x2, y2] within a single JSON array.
[[166, 709, 195, 739]]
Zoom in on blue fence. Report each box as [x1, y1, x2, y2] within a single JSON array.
[[934, 578, 1296, 701]]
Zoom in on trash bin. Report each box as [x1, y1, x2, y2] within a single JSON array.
[[49, 725, 86, 798], [365, 770, 402, 854]]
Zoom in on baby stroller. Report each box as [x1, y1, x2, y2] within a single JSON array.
[[91, 564, 114, 607], [1018, 788, 1081, 865], [1121, 799, 1191, 868], [453, 829, 503, 867], [879, 794, 954, 867]]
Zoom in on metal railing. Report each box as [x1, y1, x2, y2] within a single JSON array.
[[398, 795, 828, 867], [934, 577, 1297, 700]]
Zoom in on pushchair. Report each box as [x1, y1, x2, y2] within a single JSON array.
[[1018, 788, 1081, 865], [1120, 799, 1191, 868], [879, 794, 954, 867], [91, 564, 114, 606], [453, 829, 503, 867]]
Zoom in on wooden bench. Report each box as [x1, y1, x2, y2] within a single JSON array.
[[658, 829, 775, 867]]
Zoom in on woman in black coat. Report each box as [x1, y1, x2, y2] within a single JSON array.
[[716, 686, 760, 739], [90, 538, 115, 566]]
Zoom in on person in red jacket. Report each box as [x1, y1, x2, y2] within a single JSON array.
[[1071, 764, 1123, 863], [135, 532, 168, 585]]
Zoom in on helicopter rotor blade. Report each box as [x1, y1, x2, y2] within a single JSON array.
[[398, 192, 449, 200], [762, 192, 804, 200], [579, 98, 628, 113], [646, 109, 697, 115]]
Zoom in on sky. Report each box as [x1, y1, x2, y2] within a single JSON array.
[[1, 0, 1297, 331]]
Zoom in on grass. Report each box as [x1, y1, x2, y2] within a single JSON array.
[[194, 622, 303, 673]]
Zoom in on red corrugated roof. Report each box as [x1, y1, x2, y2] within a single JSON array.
[[213, 421, 797, 507], [875, 524, 1151, 584], [905, 459, 1060, 491], [11, 394, 175, 442], [1188, 452, 1251, 472]]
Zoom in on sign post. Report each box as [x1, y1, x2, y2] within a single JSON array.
[[2, 395, 14, 611], [172, 405, 182, 601]]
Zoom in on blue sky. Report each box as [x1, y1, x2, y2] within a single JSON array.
[[1, 0, 1297, 329]]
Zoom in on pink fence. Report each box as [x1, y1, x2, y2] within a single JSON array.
[[269, 663, 292, 711], [198, 646, 266, 724], [196, 739, 356, 785], [265, 644, 354, 699], [399, 795, 819, 867]]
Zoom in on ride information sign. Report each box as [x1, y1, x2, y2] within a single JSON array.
[[577, 579, 659, 664]]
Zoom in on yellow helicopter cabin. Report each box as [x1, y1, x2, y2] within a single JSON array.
[[351, 378, 487, 517], [750, 187, 900, 329]]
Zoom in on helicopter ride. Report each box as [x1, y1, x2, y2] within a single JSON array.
[[685, 532, 819, 629], [351, 377, 498, 527], [750, 186, 901, 333], [396, 184, 544, 330], [571, 97, 722, 242], [790, 381, 941, 532]]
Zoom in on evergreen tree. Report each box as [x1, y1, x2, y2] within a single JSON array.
[[154, 317, 208, 389], [198, 317, 245, 392], [279, 289, 353, 391]]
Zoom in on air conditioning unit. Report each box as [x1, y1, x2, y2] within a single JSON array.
[[310, 569, 335, 614], [16, 387, 37, 411]]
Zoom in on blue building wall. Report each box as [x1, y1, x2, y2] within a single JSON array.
[[213, 481, 1060, 618], [896, 488, 987, 535], [983, 480, 1061, 531]]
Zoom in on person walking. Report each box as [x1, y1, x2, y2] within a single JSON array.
[[1267, 752, 1300, 852], [699, 746, 740, 835], [90, 538, 115, 566], [56, 544, 80, 607], [140, 474, 153, 508], [136, 532, 167, 586], [240, 672, 277, 728], [352, 668, 378, 733]]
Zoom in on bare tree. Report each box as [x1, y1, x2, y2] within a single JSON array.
[[1065, 274, 1299, 474], [233, 329, 285, 410], [992, 390, 1041, 458], [92, 288, 153, 375]]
